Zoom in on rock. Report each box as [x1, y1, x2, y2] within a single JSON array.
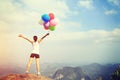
[[52, 67, 91, 80], [0, 74, 52, 80]]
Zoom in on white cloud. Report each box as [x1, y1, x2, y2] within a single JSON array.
[[0, 0, 72, 35], [77, 0, 94, 9], [20, 0, 70, 19], [48, 28, 120, 46], [57, 28, 120, 44], [1, 27, 120, 64], [50, 28, 120, 63], [86, 29, 120, 44], [104, 9, 117, 15], [108, 0, 120, 6]]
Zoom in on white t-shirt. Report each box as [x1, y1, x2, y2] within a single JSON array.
[[31, 41, 39, 54]]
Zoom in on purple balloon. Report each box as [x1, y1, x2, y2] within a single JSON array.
[[43, 22, 50, 30]]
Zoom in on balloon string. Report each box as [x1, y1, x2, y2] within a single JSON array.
[[48, 30, 51, 34]]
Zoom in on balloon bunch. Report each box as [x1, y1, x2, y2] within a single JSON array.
[[39, 13, 57, 31]]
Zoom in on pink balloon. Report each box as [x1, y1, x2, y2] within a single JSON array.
[[49, 19, 57, 26], [43, 22, 50, 30]]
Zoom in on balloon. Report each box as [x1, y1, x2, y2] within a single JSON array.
[[49, 13, 54, 20], [41, 14, 50, 22], [43, 22, 49, 30], [40, 13, 57, 31], [49, 26, 55, 31], [49, 19, 57, 26], [38, 19, 44, 25]]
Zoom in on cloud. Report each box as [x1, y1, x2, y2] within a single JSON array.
[[77, 0, 94, 9], [0, 0, 72, 35], [0, 0, 120, 64], [104, 9, 117, 15], [50, 28, 120, 45], [49, 28, 120, 63], [93, 28, 120, 43], [108, 0, 120, 6], [1, 27, 120, 64], [20, 0, 70, 19]]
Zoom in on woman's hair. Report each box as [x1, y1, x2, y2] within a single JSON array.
[[33, 36, 38, 42]]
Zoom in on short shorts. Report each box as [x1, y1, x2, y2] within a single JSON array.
[[30, 53, 40, 58]]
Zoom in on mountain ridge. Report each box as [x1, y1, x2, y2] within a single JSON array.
[[0, 63, 120, 80], [52, 66, 91, 80]]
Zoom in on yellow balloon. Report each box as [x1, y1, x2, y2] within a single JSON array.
[[38, 19, 44, 25]]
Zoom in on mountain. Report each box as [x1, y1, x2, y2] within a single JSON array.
[[81, 63, 119, 80], [52, 63, 120, 80], [110, 65, 120, 80], [0, 63, 120, 80], [52, 67, 91, 80], [41, 63, 64, 77], [0, 74, 51, 80]]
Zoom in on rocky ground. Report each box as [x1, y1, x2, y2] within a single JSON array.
[[0, 73, 52, 80]]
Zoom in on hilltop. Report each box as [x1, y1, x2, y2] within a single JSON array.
[[0, 73, 52, 80]]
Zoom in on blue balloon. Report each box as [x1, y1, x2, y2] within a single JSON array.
[[41, 14, 50, 22]]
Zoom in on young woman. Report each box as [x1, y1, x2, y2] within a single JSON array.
[[18, 33, 49, 76]]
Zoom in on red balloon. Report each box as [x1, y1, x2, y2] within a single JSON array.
[[49, 13, 54, 20]]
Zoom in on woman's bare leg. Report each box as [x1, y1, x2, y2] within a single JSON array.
[[26, 58, 34, 73], [35, 58, 40, 75]]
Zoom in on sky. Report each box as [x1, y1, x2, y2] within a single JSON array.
[[0, 0, 120, 65]]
